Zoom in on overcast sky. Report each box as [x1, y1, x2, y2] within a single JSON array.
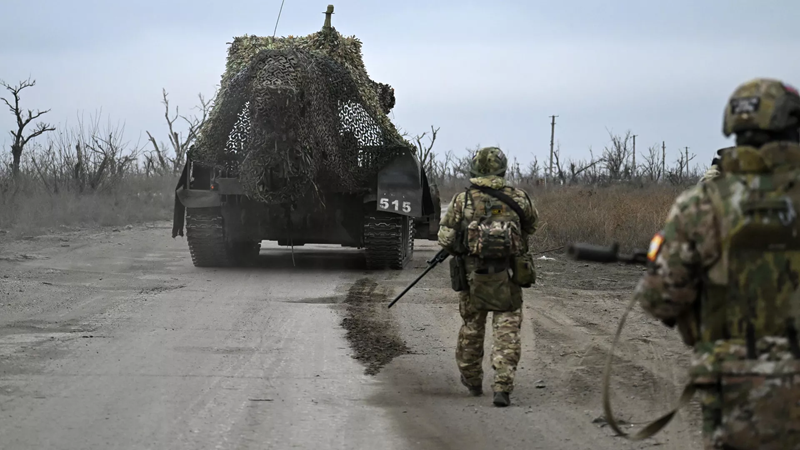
[[2, 0, 799, 170]]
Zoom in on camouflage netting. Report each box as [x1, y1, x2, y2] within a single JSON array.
[[190, 24, 413, 204]]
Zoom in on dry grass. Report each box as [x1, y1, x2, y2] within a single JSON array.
[[0, 175, 176, 235], [2, 169, 684, 253], [439, 182, 686, 253], [526, 184, 684, 252]]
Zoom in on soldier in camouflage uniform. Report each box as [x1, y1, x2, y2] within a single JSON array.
[[438, 147, 538, 407], [634, 78, 800, 449]]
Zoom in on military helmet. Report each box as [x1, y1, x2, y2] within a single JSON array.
[[470, 146, 508, 177], [723, 78, 800, 137]]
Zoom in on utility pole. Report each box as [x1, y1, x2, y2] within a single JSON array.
[[685, 146, 690, 178], [549, 115, 558, 182], [661, 141, 666, 180], [632, 134, 637, 178]]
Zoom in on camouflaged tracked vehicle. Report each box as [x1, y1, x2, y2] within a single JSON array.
[[171, 5, 440, 269]]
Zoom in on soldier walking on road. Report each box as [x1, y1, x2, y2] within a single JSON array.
[[437, 147, 538, 407], [634, 78, 800, 449]]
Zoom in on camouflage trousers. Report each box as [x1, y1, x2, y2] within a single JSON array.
[[456, 290, 522, 393], [698, 380, 800, 449]]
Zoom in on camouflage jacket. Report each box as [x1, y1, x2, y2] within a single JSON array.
[[634, 178, 719, 325], [438, 176, 538, 255], [634, 141, 800, 366]]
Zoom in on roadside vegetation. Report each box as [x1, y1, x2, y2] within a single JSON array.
[[412, 126, 702, 252], [2, 78, 703, 249], [0, 79, 209, 235]]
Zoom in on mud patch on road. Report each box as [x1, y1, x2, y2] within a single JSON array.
[[340, 278, 409, 375]]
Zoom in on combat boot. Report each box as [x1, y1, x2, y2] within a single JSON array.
[[493, 391, 510, 407], [460, 375, 483, 396]]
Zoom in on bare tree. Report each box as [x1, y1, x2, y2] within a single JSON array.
[[444, 145, 478, 180], [523, 156, 541, 184], [3, 109, 142, 196], [550, 143, 569, 184], [600, 130, 632, 180], [146, 88, 213, 175], [1, 78, 55, 177], [507, 156, 523, 184], [413, 125, 440, 179], [641, 143, 664, 181], [566, 157, 601, 184], [439, 149, 456, 179], [403, 128, 705, 189], [583, 146, 602, 182], [666, 148, 697, 185], [543, 143, 603, 185]]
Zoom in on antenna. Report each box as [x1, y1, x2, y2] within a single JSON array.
[[323, 5, 334, 30], [272, 0, 287, 39]]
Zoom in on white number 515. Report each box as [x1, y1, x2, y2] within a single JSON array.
[[379, 198, 411, 213]]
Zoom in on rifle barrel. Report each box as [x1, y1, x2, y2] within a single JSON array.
[[387, 263, 435, 309], [387, 249, 449, 309], [567, 243, 619, 263]]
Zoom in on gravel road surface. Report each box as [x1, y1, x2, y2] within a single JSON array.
[[0, 223, 702, 449]]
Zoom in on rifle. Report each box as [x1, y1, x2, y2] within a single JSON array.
[[387, 249, 450, 308], [566, 242, 647, 265]]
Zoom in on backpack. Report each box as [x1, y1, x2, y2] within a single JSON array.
[[462, 185, 526, 261], [702, 165, 800, 356], [696, 148, 800, 448]]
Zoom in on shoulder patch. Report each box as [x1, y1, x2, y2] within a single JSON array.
[[647, 231, 665, 262]]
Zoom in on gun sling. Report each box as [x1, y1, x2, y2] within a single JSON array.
[[468, 184, 531, 231]]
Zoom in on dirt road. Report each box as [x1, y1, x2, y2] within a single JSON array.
[[0, 223, 702, 449]]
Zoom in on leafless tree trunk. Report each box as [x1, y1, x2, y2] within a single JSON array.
[[666, 148, 697, 185], [451, 147, 475, 179], [551, 143, 567, 184], [413, 125, 440, 179], [524, 156, 541, 184], [146, 88, 213, 175], [567, 158, 601, 184], [641, 143, 663, 181], [507, 157, 523, 184], [1, 78, 55, 177], [600, 130, 632, 180]]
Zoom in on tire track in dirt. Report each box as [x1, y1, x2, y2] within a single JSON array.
[[529, 282, 702, 445]]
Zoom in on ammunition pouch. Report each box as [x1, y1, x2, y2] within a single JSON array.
[[451, 230, 467, 256], [449, 256, 468, 292], [510, 253, 536, 287], [469, 263, 519, 312]]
